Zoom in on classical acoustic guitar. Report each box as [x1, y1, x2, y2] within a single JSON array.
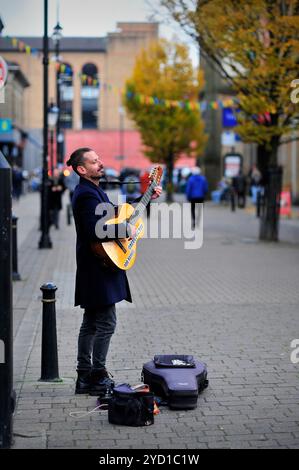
[[91, 166, 163, 270]]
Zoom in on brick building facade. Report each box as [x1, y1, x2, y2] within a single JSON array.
[[0, 22, 158, 131]]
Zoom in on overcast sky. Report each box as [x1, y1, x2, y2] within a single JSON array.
[[0, 0, 198, 65]]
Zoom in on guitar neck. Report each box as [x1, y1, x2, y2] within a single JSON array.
[[128, 181, 156, 224]]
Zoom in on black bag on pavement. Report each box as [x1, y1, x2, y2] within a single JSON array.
[[108, 383, 154, 426], [142, 355, 208, 410]]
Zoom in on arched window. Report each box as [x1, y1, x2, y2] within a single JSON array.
[[81, 63, 99, 129], [59, 63, 73, 129]]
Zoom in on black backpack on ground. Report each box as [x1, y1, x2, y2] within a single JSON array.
[[107, 383, 155, 426]]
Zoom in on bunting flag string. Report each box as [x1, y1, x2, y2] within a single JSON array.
[[254, 112, 272, 124], [3, 34, 271, 122], [54, 64, 100, 87], [4, 35, 100, 88], [55, 63, 73, 75], [125, 92, 272, 123], [2, 35, 238, 106], [125, 90, 238, 111], [54, 63, 120, 91], [124, 91, 272, 123], [80, 73, 99, 87], [4, 35, 42, 58]]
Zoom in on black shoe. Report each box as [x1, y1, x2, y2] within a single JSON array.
[[75, 369, 91, 394], [89, 368, 115, 397]]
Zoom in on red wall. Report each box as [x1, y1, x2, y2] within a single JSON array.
[[65, 130, 196, 171]]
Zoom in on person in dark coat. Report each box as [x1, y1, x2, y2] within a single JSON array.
[[232, 170, 247, 208], [48, 168, 66, 229], [12, 165, 24, 200], [67, 148, 162, 395], [186, 167, 208, 229]]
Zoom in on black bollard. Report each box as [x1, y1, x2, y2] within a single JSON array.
[[0, 152, 16, 449], [39, 283, 60, 382], [12, 215, 21, 281]]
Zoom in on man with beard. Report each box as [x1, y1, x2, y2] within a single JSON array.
[[66, 148, 161, 396]]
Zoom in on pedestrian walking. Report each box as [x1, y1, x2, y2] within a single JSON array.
[[248, 165, 263, 216], [48, 168, 66, 229], [66, 148, 162, 396], [232, 170, 247, 208], [186, 167, 208, 229], [12, 165, 25, 200]]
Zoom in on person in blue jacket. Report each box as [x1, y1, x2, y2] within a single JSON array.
[[67, 148, 162, 396], [186, 167, 208, 229]]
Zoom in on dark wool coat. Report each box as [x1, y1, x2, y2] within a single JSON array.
[[72, 177, 132, 308]]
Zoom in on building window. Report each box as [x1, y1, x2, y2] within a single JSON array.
[[81, 63, 99, 129]]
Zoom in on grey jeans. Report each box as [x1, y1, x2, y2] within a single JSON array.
[[77, 304, 116, 371]]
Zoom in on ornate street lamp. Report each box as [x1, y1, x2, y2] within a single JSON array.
[[48, 103, 59, 176], [39, 0, 52, 249], [52, 21, 63, 165]]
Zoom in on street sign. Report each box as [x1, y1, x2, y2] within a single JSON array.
[[0, 56, 8, 89], [221, 131, 236, 146], [0, 119, 12, 133], [280, 190, 292, 217], [222, 107, 238, 127], [223, 153, 243, 177]]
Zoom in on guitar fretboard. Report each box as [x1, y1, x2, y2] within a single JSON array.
[[128, 181, 157, 225]]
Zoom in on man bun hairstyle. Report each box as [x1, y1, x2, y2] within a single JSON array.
[[66, 147, 92, 174]]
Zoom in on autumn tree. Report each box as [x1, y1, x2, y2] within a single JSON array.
[[160, 0, 299, 240], [124, 39, 207, 202]]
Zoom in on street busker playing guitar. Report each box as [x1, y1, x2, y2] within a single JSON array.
[[67, 148, 162, 396]]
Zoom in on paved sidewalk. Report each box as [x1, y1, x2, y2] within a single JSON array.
[[11, 191, 299, 449]]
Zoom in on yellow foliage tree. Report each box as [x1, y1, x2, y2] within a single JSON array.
[[161, 0, 299, 239], [124, 39, 207, 202]]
